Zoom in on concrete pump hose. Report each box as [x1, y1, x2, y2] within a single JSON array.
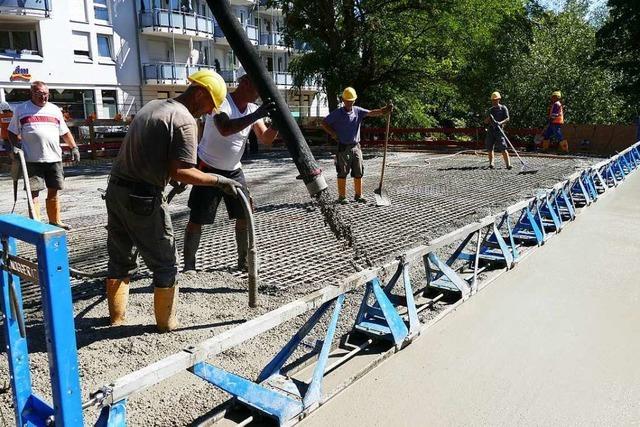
[[237, 190, 259, 308]]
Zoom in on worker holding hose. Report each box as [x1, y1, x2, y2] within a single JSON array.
[[183, 74, 277, 273], [484, 91, 512, 170], [321, 87, 392, 204], [104, 70, 242, 332]]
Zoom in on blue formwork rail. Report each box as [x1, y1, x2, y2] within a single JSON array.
[[3, 142, 639, 427], [0, 214, 84, 427]]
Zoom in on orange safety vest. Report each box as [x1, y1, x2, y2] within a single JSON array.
[[0, 111, 12, 141], [548, 101, 564, 125]]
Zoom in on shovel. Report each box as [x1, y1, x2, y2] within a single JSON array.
[[374, 110, 392, 206], [491, 115, 538, 174]]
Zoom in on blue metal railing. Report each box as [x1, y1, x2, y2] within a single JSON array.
[[139, 8, 215, 36], [0, 0, 52, 15], [260, 31, 284, 46]]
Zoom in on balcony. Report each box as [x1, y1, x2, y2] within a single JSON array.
[[259, 32, 286, 50], [245, 24, 259, 44], [142, 62, 216, 85], [139, 8, 217, 41], [0, 0, 51, 19]]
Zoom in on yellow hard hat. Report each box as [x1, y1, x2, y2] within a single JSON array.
[[342, 87, 357, 101], [491, 91, 501, 100], [188, 69, 227, 109], [552, 91, 562, 98]]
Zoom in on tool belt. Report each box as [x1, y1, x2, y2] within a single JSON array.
[[337, 143, 359, 152], [109, 176, 162, 217]]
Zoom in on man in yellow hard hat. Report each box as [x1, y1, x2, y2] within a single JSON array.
[[183, 74, 277, 273], [484, 91, 512, 169], [321, 87, 392, 204], [542, 91, 568, 153], [104, 69, 242, 332]]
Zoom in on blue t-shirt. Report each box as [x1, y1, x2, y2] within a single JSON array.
[[324, 105, 370, 145]]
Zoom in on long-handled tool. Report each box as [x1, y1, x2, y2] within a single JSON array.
[[374, 110, 392, 206], [491, 115, 538, 174]]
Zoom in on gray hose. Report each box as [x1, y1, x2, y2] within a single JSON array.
[[237, 190, 259, 307]]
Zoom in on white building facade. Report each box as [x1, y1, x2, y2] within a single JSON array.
[[0, 0, 327, 120]]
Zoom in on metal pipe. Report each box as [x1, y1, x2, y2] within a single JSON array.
[[237, 190, 259, 307], [205, 0, 327, 196], [16, 149, 35, 219]]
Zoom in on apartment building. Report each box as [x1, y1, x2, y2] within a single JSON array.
[[0, 0, 326, 120], [0, 0, 141, 119], [137, 0, 326, 119]]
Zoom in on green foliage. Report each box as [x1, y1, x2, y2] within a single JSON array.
[[597, 0, 640, 117], [272, 0, 630, 127]]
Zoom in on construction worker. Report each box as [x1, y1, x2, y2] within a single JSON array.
[[484, 91, 512, 170], [183, 74, 277, 273], [104, 70, 242, 332], [542, 91, 568, 153], [321, 87, 392, 204], [7, 81, 81, 229]]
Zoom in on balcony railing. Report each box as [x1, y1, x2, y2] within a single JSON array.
[[0, 0, 52, 17], [139, 8, 216, 37], [143, 62, 216, 82], [245, 24, 259, 43], [260, 32, 285, 47]]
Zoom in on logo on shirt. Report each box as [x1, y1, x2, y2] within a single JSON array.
[[10, 66, 31, 82]]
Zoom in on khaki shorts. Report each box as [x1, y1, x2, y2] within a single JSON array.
[[336, 143, 364, 178]]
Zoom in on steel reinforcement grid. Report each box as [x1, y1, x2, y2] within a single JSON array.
[[13, 151, 599, 309]]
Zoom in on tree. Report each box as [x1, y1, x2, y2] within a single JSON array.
[[597, 0, 640, 117]]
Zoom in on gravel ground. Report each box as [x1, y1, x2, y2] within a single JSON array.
[[0, 149, 597, 425]]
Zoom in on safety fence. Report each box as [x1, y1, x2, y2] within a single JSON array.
[[1, 142, 639, 426]]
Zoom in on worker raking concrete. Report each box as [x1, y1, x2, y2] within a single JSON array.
[[321, 87, 392, 204], [183, 74, 277, 273], [542, 91, 568, 153], [104, 70, 242, 332], [7, 81, 81, 229], [484, 91, 512, 170]]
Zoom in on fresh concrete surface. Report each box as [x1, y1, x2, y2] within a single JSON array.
[[302, 173, 640, 427]]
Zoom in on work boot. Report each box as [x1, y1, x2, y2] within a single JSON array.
[[31, 200, 41, 221], [337, 196, 348, 205], [106, 278, 130, 326], [541, 139, 550, 153], [506, 165, 513, 170], [354, 195, 367, 203], [183, 229, 201, 273], [235, 227, 249, 271], [559, 139, 569, 154], [354, 177, 363, 198], [154, 285, 179, 332], [337, 177, 347, 200], [46, 198, 71, 230]]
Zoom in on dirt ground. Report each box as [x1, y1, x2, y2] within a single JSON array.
[[0, 148, 596, 425]]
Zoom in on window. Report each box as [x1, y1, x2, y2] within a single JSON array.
[[97, 34, 112, 58], [0, 30, 38, 54], [72, 31, 91, 61], [101, 90, 117, 118], [70, 0, 87, 22], [94, 0, 110, 22]]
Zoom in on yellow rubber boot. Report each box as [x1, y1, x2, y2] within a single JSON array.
[[542, 139, 550, 152], [154, 286, 179, 332], [337, 178, 347, 204], [106, 278, 130, 326], [46, 198, 71, 230], [354, 178, 367, 203], [559, 139, 569, 153], [31, 200, 41, 221]]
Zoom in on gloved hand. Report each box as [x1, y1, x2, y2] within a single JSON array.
[[255, 100, 277, 120], [212, 175, 243, 197], [71, 147, 81, 162]]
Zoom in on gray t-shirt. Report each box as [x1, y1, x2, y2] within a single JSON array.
[[487, 104, 509, 134], [111, 99, 198, 188]]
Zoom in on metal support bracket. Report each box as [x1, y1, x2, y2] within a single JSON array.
[[189, 294, 346, 426], [512, 202, 545, 246]]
